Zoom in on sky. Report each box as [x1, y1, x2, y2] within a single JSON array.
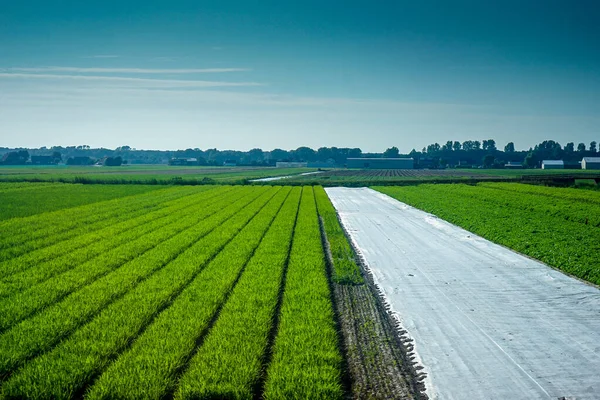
[[1, 0, 599, 152]]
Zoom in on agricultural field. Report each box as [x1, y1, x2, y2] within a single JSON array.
[[0, 183, 416, 400], [0, 165, 317, 185], [281, 168, 600, 186], [0, 183, 163, 220], [2, 179, 598, 399], [375, 182, 600, 286]]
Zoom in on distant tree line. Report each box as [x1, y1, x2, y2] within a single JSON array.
[[407, 139, 599, 168], [1, 139, 598, 168]]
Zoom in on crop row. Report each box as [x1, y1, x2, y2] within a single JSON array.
[[409, 183, 600, 228], [263, 187, 344, 399], [0, 187, 280, 398], [86, 187, 294, 399], [0, 183, 163, 221], [0, 185, 351, 399], [478, 182, 600, 205], [0, 185, 260, 362], [172, 187, 302, 399], [375, 184, 600, 286], [314, 186, 363, 285], [0, 185, 207, 258], [0, 186, 232, 283], [0, 182, 56, 192]]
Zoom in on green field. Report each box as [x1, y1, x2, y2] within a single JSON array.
[[0, 183, 164, 220], [0, 184, 354, 399], [280, 168, 600, 187], [375, 183, 600, 286], [1, 179, 598, 399], [0, 165, 317, 185]]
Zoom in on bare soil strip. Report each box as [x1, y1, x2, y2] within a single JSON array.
[[326, 187, 600, 400]]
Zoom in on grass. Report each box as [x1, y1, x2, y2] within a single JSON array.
[[88, 188, 293, 400], [0, 183, 162, 220], [263, 187, 344, 399], [173, 188, 301, 399], [314, 186, 364, 285], [0, 165, 317, 185]]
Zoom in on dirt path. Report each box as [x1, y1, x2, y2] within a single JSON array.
[[326, 187, 600, 400]]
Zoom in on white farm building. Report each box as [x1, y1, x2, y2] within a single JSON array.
[[582, 157, 600, 170], [541, 160, 564, 169]]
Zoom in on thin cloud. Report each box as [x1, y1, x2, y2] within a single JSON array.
[[0, 73, 262, 88], [5, 67, 249, 74], [82, 55, 120, 59]]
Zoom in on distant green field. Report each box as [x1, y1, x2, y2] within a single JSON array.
[[0, 183, 163, 220], [0, 165, 317, 184], [280, 168, 599, 186]]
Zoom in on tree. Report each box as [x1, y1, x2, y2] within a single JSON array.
[[473, 141, 481, 150], [577, 143, 586, 153], [483, 154, 495, 168], [504, 142, 515, 153], [246, 148, 264, 163], [426, 143, 441, 154], [348, 148, 362, 159], [565, 142, 575, 153], [0, 151, 28, 165], [442, 141, 453, 151], [52, 151, 62, 163], [16, 150, 29, 161], [482, 139, 497, 152], [104, 156, 123, 166], [590, 141, 597, 154], [524, 152, 536, 168], [383, 146, 400, 158], [292, 146, 316, 162], [269, 148, 289, 161], [453, 141, 461, 151]]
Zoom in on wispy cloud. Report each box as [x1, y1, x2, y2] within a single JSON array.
[[0, 73, 262, 88], [82, 55, 120, 59], [4, 67, 249, 74]]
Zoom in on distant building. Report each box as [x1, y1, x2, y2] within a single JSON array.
[[276, 162, 308, 168], [31, 155, 56, 165], [541, 160, 564, 169], [168, 158, 198, 166], [347, 158, 414, 169], [582, 157, 600, 170], [504, 161, 523, 169]]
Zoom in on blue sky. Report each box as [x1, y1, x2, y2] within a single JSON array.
[[1, 0, 599, 152]]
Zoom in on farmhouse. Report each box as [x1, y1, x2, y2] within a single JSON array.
[[347, 158, 414, 169], [541, 160, 564, 169], [581, 157, 600, 170], [275, 162, 308, 168]]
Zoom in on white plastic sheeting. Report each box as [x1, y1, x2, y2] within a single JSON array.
[[326, 187, 600, 400]]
